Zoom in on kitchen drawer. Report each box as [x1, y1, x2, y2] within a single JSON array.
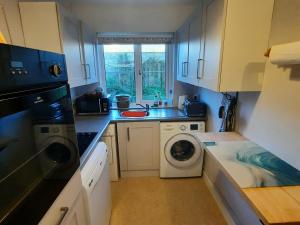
[[38, 170, 83, 225]]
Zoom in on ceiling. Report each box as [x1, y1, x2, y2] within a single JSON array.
[[64, 0, 197, 4]]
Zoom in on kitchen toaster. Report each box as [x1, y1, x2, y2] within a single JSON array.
[[184, 100, 207, 117]]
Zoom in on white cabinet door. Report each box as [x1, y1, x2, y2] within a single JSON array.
[[19, 2, 62, 53], [200, 0, 225, 91], [61, 15, 86, 87], [176, 0, 273, 92], [38, 171, 87, 225], [187, 3, 203, 86], [19, 2, 87, 88], [117, 122, 160, 171], [0, 5, 11, 44], [177, 23, 189, 83], [101, 124, 119, 181], [61, 193, 88, 225], [81, 22, 98, 85]]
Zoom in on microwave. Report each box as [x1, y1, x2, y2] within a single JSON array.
[[75, 95, 110, 115]]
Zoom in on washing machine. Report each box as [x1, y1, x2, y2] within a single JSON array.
[[160, 121, 205, 178], [34, 124, 79, 178]]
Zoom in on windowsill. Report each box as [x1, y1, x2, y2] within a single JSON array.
[[110, 102, 174, 110]]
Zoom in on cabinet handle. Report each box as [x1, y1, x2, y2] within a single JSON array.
[[86, 64, 91, 79], [127, 127, 130, 141], [182, 62, 188, 77], [88, 178, 94, 187], [185, 62, 189, 77], [57, 207, 69, 225], [82, 63, 91, 80], [197, 59, 203, 79], [81, 64, 87, 79]]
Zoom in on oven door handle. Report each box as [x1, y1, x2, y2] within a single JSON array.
[[57, 207, 69, 225]]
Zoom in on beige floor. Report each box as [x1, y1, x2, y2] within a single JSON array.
[[110, 177, 227, 225]]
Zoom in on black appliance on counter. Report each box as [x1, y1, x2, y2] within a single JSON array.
[[75, 94, 110, 115], [0, 44, 80, 225], [184, 99, 207, 117]]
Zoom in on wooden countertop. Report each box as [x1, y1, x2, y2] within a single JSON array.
[[197, 132, 300, 225], [243, 187, 300, 225]]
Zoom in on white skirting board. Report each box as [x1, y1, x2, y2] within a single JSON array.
[[203, 172, 238, 225]]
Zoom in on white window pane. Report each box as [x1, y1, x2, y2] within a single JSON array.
[[104, 44, 134, 53], [142, 44, 165, 53], [103, 44, 136, 101], [141, 44, 166, 101]]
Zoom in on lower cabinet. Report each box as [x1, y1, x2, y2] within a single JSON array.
[[61, 193, 87, 225], [101, 124, 119, 181], [117, 122, 160, 172], [38, 170, 88, 225], [204, 151, 263, 225]]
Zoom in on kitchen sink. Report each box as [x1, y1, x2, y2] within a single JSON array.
[[120, 110, 149, 117]]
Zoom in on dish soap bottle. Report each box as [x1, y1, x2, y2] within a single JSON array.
[[157, 92, 162, 107]]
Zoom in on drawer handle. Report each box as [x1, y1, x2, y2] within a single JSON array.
[[88, 179, 94, 187], [100, 161, 103, 166], [57, 207, 69, 225]]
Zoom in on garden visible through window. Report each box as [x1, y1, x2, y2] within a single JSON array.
[[103, 44, 167, 103]]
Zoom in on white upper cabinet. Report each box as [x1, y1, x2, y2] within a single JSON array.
[[80, 22, 98, 85], [60, 14, 86, 88], [0, 5, 12, 44], [19, 2, 62, 53], [187, 2, 204, 85], [176, 23, 190, 83], [18, 2, 98, 88], [176, 0, 274, 92], [200, 0, 225, 91]]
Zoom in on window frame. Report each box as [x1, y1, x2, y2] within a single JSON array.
[[98, 43, 173, 105]]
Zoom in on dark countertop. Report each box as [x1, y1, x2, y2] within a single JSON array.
[[75, 108, 206, 167]]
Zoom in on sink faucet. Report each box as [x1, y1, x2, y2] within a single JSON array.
[[136, 104, 150, 112]]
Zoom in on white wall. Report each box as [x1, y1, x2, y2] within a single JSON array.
[[70, 2, 195, 32], [236, 0, 300, 170], [184, 0, 300, 170], [197, 88, 224, 132]]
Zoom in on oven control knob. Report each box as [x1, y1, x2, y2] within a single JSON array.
[[179, 125, 187, 131], [49, 64, 62, 77]]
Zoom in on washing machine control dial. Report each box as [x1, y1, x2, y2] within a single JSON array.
[[179, 125, 187, 131]]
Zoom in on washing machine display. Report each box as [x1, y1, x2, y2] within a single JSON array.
[[160, 122, 205, 178]]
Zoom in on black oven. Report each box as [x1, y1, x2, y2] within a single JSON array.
[[0, 44, 80, 225]]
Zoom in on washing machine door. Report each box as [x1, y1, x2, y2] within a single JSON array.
[[165, 134, 202, 168], [39, 136, 78, 177]]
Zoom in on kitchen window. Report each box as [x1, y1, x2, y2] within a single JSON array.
[[103, 44, 136, 101], [100, 43, 172, 105]]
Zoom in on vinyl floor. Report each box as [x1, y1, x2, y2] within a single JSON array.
[[109, 177, 227, 225]]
